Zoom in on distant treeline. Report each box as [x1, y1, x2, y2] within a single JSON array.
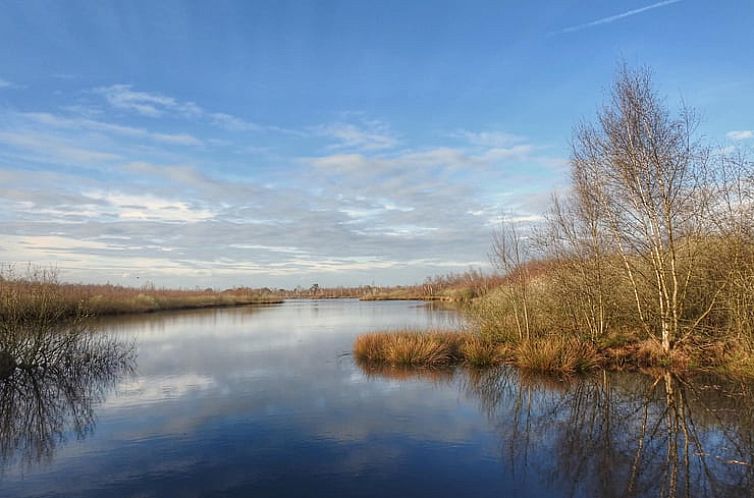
[[0, 263, 502, 322], [264, 268, 505, 302]]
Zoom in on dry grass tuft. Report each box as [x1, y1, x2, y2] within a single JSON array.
[[515, 337, 599, 374], [353, 330, 465, 366], [461, 337, 504, 367], [355, 330, 602, 373]]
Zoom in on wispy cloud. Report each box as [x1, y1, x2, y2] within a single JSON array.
[[0, 88, 563, 286], [94, 84, 265, 133], [0, 77, 15, 89], [21, 112, 204, 146], [83, 191, 216, 223], [95, 84, 202, 118], [316, 120, 398, 151], [452, 129, 524, 148], [556, 0, 682, 35], [209, 112, 261, 132], [727, 130, 753, 141], [0, 130, 120, 164]]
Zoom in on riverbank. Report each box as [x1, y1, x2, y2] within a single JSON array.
[[0, 267, 282, 322], [353, 329, 754, 378]]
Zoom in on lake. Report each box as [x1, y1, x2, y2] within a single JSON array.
[[1, 299, 752, 497]]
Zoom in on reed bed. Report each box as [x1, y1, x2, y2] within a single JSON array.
[[513, 337, 599, 374], [352, 329, 725, 375], [0, 266, 282, 322], [353, 330, 466, 366], [354, 329, 599, 373]]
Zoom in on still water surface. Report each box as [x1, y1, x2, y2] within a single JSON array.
[[1, 300, 753, 497]]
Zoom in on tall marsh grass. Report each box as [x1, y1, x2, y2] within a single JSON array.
[[353, 330, 465, 366], [514, 337, 599, 374], [0, 265, 282, 323], [352, 329, 706, 375], [354, 329, 602, 373]]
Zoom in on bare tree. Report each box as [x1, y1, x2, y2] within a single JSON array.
[[544, 188, 611, 341], [571, 66, 712, 353], [491, 216, 534, 340]]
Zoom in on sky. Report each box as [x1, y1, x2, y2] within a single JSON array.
[[0, 0, 753, 289]]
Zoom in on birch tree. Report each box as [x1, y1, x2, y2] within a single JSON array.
[[571, 66, 711, 353]]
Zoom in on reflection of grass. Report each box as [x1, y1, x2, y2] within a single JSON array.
[[356, 359, 456, 384]]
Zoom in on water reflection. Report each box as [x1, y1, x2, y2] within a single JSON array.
[[366, 365, 754, 497], [356, 359, 456, 384], [3, 301, 751, 497], [0, 321, 134, 471]]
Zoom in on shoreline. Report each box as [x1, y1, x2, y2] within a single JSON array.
[[82, 298, 285, 318], [353, 329, 754, 380]]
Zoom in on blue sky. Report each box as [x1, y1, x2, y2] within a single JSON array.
[[1, 0, 753, 288]]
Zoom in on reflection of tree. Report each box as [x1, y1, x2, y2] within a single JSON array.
[[359, 361, 754, 497], [463, 369, 754, 498], [0, 321, 134, 471]]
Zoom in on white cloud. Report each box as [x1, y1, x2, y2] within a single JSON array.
[[94, 84, 269, 135], [727, 130, 754, 141], [83, 191, 216, 223], [21, 112, 204, 146], [309, 144, 533, 174], [556, 0, 683, 34], [0, 131, 120, 164], [316, 120, 398, 150], [227, 244, 307, 255], [0, 77, 13, 89], [95, 84, 201, 118], [151, 132, 204, 146], [0, 85, 564, 287], [210, 112, 261, 132], [453, 130, 524, 148]]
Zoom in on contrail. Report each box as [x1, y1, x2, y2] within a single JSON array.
[[556, 0, 683, 34]]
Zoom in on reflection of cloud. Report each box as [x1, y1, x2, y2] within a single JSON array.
[[0, 302, 477, 493], [106, 374, 217, 408]]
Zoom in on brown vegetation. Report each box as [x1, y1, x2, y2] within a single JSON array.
[[463, 65, 754, 377], [352, 329, 706, 374], [0, 265, 282, 322], [353, 330, 466, 366], [360, 269, 505, 302]]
